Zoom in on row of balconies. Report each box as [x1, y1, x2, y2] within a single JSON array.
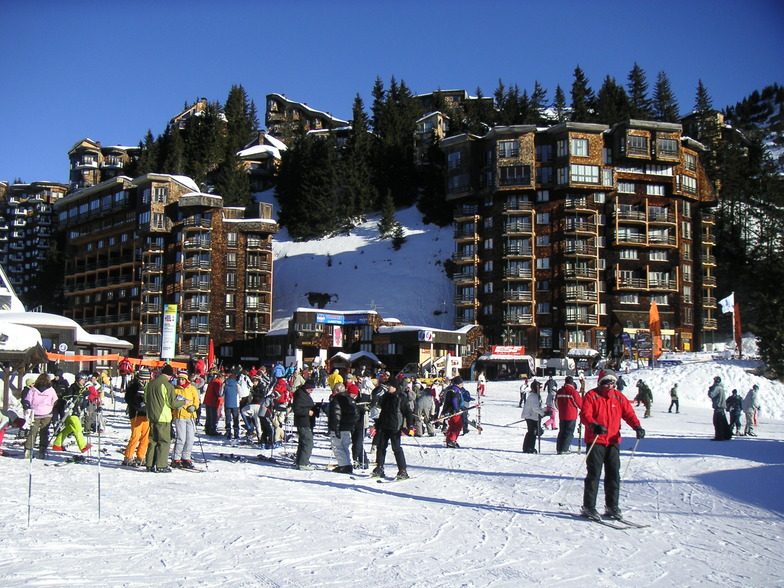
[[79, 313, 133, 326], [611, 232, 677, 247], [616, 275, 678, 292]]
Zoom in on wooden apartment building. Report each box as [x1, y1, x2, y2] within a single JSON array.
[[442, 119, 718, 360], [55, 174, 278, 360]]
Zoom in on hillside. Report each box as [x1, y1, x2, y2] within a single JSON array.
[[269, 204, 455, 331], [725, 83, 784, 172]]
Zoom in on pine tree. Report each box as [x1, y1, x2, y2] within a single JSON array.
[[595, 75, 630, 125], [341, 94, 378, 229], [652, 71, 680, 122], [570, 65, 595, 122], [528, 81, 548, 124], [377, 190, 398, 238], [626, 62, 653, 120], [553, 85, 568, 123], [692, 80, 721, 177], [224, 84, 259, 155], [213, 146, 251, 207]]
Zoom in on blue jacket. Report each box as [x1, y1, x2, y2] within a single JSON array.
[[222, 377, 240, 409]]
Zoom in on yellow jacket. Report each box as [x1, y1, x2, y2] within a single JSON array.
[[327, 371, 343, 390], [172, 384, 200, 419]]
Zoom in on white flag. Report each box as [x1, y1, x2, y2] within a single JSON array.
[[718, 292, 735, 314]]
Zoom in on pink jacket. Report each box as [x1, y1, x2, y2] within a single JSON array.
[[25, 386, 58, 418]]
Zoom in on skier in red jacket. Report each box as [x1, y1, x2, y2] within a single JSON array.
[[555, 376, 582, 454], [579, 369, 645, 521]]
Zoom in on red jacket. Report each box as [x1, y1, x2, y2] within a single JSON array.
[[202, 379, 223, 408], [581, 386, 640, 446], [555, 383, 582, 420]]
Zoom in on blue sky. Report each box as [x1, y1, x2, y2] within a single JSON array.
[[1, 0, 782, 184]]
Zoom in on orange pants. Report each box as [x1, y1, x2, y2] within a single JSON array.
[[124, 416, 150, 460]]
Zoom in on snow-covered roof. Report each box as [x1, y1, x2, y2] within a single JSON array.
[[329, 351, 382, 365], [0, 321, 42, 352], [0, 312, 132, 349], [377, 324, 473, 336], [237, 145, 282, 160]]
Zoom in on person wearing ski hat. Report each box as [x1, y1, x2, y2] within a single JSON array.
[[579, 369, 645, 521], [292, 379, 317, 470], [171, 371, 200, 468], [555, 375, 582, 454], [143, 364, 186, 473], [372, 379, 413, 480], [123, 368, 151, 467]]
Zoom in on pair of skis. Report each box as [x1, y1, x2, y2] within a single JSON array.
[[571, 512, 649, 530]]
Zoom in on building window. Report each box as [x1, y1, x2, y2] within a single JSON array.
[[483, 238, 494, 250], [603, 148, 612, 164], [651, 294, 669, 306], [620, 293, 639, 304], [482, 304, 493, 316], [682, 243, 692, 261], [536, 144, 552, 162], [537, 280, 550, 291], [225, 314, 236, 329], [620, 248, 638, 260], [683, 285, 692, 304], [537, 167, 553, 184], [646, 164, 674, 176], [226, 293, 236, 309], [153, 187, 168, 203], [499, 140, 519, 158], [594, 192, 606, 204], [682, 265, 692, 283], [681, 175, 697, 194], [536, 302, 550, 314], [539, 328, 553, 348], [650, 249, 668, 261], [483, 282, 493, 294], [536, 257, 550, 269], [536, 190, 550, 202], [627, 135, 648, 156], [682, 222, 692, 240], [647, 184, 665, 196], [571, 138, 589, 157], [151, 212, 165, 229], [684, 153, 697, 172], [447, 151, 462, 169], [139, 211, 150, 225], [499, 165, 531, 186], [141, 188, 151, 204], [226, 273, 237, 289], [536, 235, 550, 246], [483, 260, 493, 272], [483, 217, 493, 229], [227, 232, 238, 248], [556, 140, 568, 157], [536, 212, 549, 225], [617, 182, 635, 194], [571, 164, 600, 184], [226, 251, 237, 268], [681, 201, 691, 218], [657, 138, 678, 158]]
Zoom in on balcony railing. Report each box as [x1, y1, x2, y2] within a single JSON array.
[[564, 268, 598, 280], [502, 291, 533, 302], [502, 313, 534, 325], [503, 267, 533, 280], [503, 222, 533, 235]]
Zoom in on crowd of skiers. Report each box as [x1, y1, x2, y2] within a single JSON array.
[[707, 376, 761, 440]]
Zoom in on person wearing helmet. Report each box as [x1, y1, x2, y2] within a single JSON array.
[[579, 369, 645, 521]]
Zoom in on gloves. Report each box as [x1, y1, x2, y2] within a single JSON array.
[[186, 405, 197, 413], [635, 426, 646, 439], [590, 422, 608, 435], [22, 399, 31, 410]]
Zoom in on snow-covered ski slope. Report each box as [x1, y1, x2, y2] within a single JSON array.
[[1, 361, 782, 587]]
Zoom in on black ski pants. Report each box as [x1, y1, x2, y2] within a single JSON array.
[[375, 428, 407, 472], [583, 443, 621, 511], [556, 419, 577, 453]]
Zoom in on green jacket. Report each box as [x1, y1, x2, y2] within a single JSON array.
[[144, 374, 186, 423]]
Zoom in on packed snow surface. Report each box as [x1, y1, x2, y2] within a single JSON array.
[[2, 360, 783, 587]]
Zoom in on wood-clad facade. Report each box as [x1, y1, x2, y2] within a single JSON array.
[[443, 119, 718, 360], [55, 174, 277, 360]]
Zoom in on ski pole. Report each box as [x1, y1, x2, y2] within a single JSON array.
[[504, 419, 526, 427], [27, 443, 33, 528], [621, 437, 641, 483], [196, 427, 209, 471], [537, 414, 542, 454], [556, 437, 598, 507], [98, 431, 102, 521]]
